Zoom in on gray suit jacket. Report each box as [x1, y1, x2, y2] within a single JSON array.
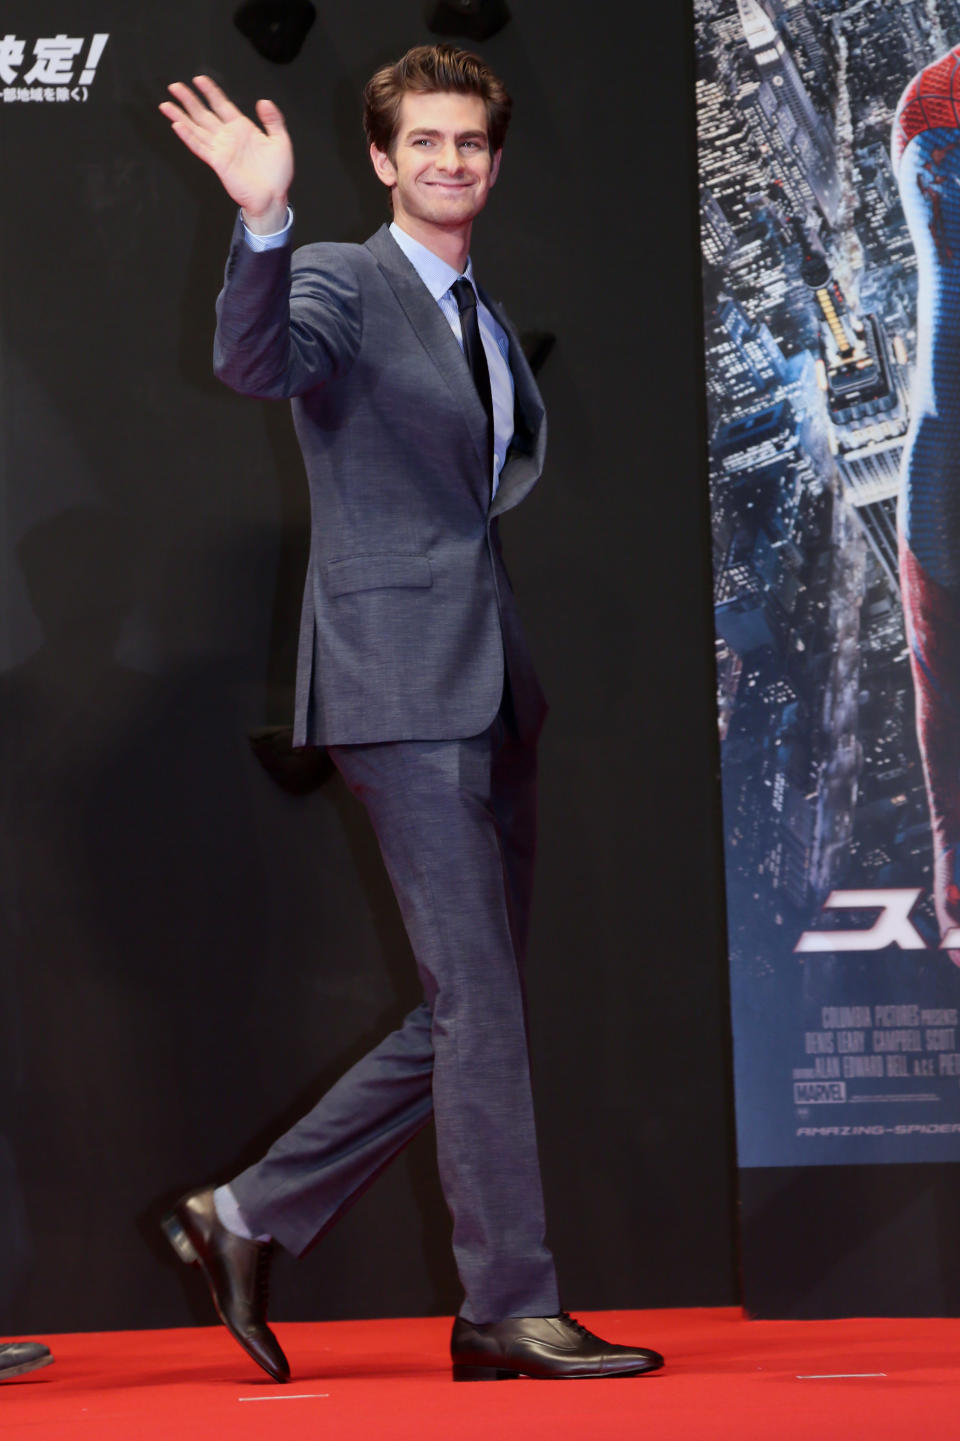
[[214, 219, 547, 747]]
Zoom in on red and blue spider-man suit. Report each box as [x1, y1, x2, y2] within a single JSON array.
[[894, 47, 960, 955]]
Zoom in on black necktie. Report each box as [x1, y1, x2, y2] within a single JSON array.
[[451, 276, 494, 480]]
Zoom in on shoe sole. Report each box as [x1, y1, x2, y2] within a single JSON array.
[[451, 1361, 661, 1381], [452, 1364, 521, 1381], [161, 1210, 289, 1385], [0, 1353, 55, 1381]]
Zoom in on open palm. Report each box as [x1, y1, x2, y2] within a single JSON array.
[[160, 75, 293, 222]]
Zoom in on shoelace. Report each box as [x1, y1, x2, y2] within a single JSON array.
[[558, 1311, 596, 1340]]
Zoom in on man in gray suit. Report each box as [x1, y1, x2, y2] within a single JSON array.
[[159, 44, 662, 1383]]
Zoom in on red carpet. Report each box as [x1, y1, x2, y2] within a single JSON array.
[[4, 1308, 960, 1440]]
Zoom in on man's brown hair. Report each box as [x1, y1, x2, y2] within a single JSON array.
[[363, 43, 512, 157]]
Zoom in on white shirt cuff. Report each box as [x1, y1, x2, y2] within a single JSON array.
[[241, 206, 294, 251]]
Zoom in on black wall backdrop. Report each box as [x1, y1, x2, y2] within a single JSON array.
[[0, 0, 733, 1332]]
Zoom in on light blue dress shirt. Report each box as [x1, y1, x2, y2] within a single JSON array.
[[242, 210, 513, 496]]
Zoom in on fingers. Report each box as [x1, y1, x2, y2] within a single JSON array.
[[164, 80, 215, 130], [192, 74, 243, 124], [160, 78, 283, 141], [158, 89, 216, 157], [164, 118, 215, 162], [255, 97, 287, 137], [160, 76, 237, 133]]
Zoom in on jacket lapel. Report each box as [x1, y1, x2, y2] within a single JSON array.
[[480, 290, 547, 519], [365, 226, 547, 518], [365, 226, 491, 500]]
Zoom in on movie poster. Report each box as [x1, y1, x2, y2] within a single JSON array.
[[695, 0, 960, 1165]]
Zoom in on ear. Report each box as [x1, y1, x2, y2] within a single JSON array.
[[489, 148, 502, 187], [370, 141, 397, 190]]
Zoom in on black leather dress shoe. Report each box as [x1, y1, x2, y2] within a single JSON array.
[[450, 1312, 664, 1380], [0, 1341, 54, 1380], [161, 1187, 289, 1383]]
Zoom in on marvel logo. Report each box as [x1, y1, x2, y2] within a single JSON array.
[[793, 1082, 847, 1104]]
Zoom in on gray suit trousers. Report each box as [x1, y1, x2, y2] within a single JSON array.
[[229, 708, 560, 1324]]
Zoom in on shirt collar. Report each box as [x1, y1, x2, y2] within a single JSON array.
[[389, 221, 475, 302]]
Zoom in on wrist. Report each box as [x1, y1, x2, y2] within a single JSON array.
[[241, 198, 290, 236]]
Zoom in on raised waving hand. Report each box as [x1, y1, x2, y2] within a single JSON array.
[[159, 75, 293, 233]]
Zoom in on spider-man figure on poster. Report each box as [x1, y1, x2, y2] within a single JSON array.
[[894, 45, 960, 958]]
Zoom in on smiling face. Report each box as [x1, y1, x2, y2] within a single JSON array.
[[370, 90, 502, 240]]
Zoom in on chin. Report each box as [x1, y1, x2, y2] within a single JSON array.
[[424, 206, 478, 225]]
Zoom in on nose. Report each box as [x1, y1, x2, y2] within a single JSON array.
[[434, 139, 462, 173]]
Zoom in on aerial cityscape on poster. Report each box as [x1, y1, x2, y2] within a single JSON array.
[[695, 0, 960, 1164]]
